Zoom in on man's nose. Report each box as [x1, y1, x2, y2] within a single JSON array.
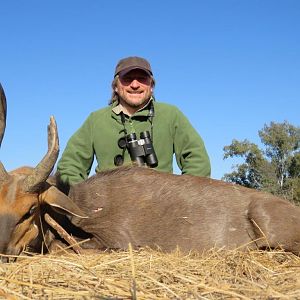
[[130, 79, 140, 88]]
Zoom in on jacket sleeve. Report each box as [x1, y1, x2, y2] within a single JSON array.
[[57, 114, 95, 185], [173, 108, 211, 177]]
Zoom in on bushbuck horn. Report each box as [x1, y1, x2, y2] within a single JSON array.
[[22, 116, 59, 192], [0, 83, 7, 147], [0, 83, 9, 186]]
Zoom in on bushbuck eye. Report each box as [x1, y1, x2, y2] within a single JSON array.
[[18, 205, 37, 225], [29, 205, 37, 215]]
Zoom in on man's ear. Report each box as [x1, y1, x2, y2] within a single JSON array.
[[39, 186, 88, 218]]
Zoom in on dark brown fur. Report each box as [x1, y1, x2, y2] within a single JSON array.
[[61, 166, 300, 254]]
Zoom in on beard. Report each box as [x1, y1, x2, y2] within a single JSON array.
[[120, 91, 152, 108]]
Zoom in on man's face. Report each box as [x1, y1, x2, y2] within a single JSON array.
[[115, 69, 153, 110]]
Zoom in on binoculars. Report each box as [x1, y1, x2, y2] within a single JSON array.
[[117, 130, 158, 168]]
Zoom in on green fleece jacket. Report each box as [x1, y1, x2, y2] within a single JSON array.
[[57, 99, 211, 185]]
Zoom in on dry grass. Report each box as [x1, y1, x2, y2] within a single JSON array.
[[1, 247, 300, 299]]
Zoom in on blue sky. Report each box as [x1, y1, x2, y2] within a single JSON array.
[[0, 0, 299, 179]]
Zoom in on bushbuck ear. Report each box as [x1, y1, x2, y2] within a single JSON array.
[[40, 186, 88, 218]]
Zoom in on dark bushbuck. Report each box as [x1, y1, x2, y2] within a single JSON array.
[[1, 82, 300, 261]]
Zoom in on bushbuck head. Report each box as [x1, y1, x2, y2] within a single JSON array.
[[0, 83, 86, 261]]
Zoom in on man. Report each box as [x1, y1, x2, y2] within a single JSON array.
[[57, 56, 211, 185]]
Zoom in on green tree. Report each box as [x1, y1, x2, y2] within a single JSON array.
[[223, 121, 300, 203]]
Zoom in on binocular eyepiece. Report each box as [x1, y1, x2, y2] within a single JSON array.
[[116, 130, 158, 168]]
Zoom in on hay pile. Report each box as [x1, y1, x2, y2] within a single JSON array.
[[1, 247, 300, 299]]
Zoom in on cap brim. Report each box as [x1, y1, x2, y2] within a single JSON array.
[[118, 67, 152, 77]]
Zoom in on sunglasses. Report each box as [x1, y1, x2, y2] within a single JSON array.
[[119, 73, 151, 85]]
